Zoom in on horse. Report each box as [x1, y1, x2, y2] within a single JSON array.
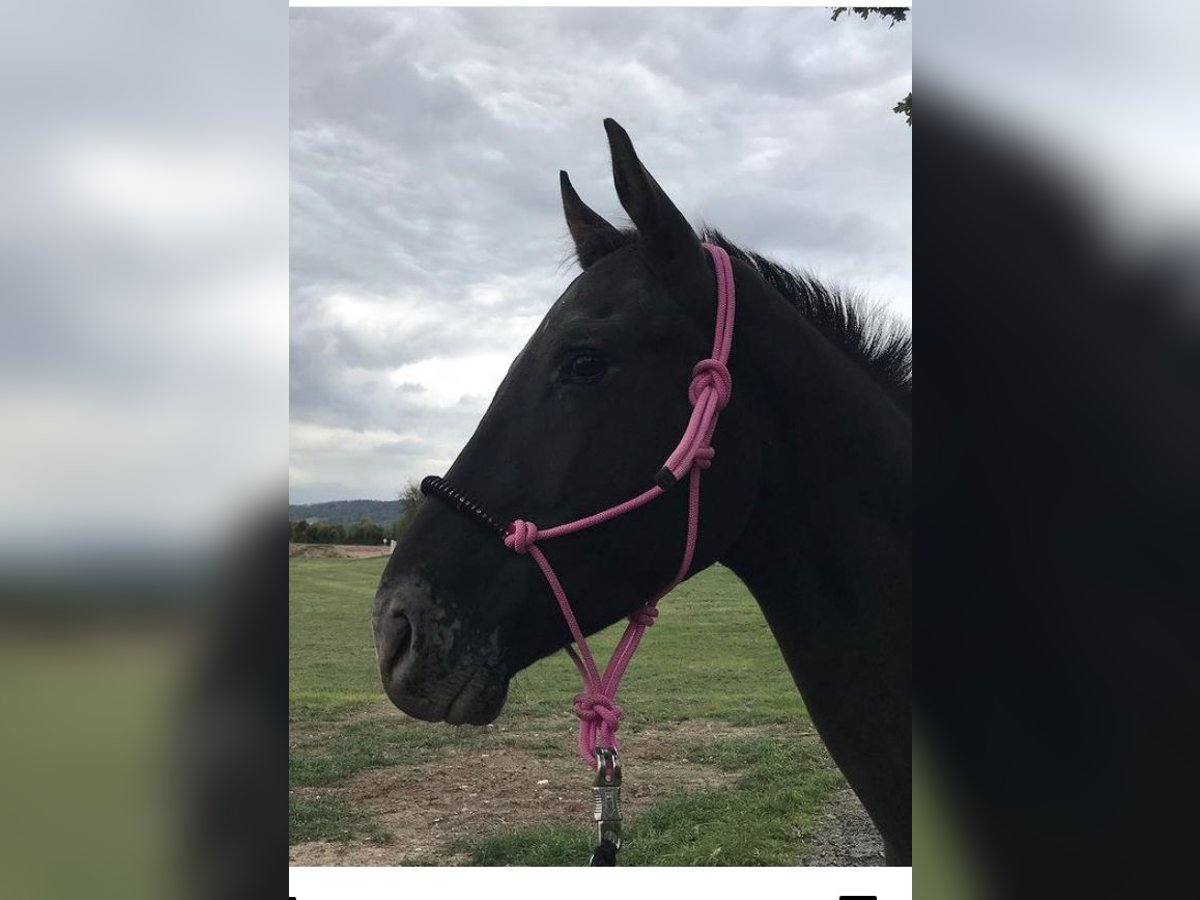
[[372, 119, 912, 865]]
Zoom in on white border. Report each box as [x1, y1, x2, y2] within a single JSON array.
[[290, 866, 912, 898]]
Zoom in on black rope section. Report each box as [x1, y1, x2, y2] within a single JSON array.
[[419, 475, 508, 538], [589, 839, 619, 866]]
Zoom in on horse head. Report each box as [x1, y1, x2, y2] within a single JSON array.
[[372, 120, 763, 724]]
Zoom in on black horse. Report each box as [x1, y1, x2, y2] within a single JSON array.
[[372, 119, 912, 864]]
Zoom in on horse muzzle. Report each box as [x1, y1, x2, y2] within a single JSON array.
[[372, 575, 508, 725]]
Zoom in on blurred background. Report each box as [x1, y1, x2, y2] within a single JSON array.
[[918, 2, 1199, 898], [1, 1, 1197, 898], [0, 1, 284, 898]]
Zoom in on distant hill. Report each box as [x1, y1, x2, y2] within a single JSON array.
[[289, 499, 405, 527]]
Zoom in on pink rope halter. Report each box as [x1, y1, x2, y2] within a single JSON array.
[[424, 242, 736, 768]]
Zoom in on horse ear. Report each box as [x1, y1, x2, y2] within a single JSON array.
[[603, 118, 701, 266], [561, 170, 621, 271]]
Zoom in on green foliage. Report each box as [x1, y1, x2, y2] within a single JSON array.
[[346, 516, 386, 546], [392, 479, 425, 540], [399, 480, 425, 514], [289, 520, 347, 544], [831, 7, 912, 125], [289, 485, 425, 544], [289, 516, 389, 546], [831, 7, 907, 26]]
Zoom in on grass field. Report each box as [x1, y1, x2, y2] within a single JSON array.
[[0, 630, 183, 899], [289, 556, 869, 866]]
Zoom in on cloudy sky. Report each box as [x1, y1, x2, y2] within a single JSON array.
[[289, 7, 911, 505]]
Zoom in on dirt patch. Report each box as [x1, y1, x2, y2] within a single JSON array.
[[289, 717, 875, 866], [795, 788, 885, 866], [290, 543, 394, 559], [289, 720, 743, 865]]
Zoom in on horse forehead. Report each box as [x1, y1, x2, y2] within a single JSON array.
[[538, 296, 650, 346], [548, 266, 657, 323]]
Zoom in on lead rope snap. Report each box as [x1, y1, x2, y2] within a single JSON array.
[[588, 748, 622, 866]]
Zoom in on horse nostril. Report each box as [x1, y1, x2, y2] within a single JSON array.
[[380, 608, 413, 671], [394, 610, 412, 656]]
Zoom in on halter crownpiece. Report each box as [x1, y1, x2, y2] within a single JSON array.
[[420, 241, 737, 757]]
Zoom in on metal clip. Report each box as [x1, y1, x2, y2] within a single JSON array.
[[592, 748, 622, 850]]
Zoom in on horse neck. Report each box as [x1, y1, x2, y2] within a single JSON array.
[[721, 272, 911, 599], [720, 269, 912, 860]]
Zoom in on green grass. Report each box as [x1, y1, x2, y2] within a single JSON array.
[[290, 557, 842, 860], [290, 719, 487, 786], [289, 794, 392, 845], [289, 795, 356, 843], [504, 564, 810, 726], [461, 737, 845, 866], [290, 556, 806, 726], [0, 633, 182, 899], [289, 556, 395, 714]]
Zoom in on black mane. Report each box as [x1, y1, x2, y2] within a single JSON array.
[[574, 227, 913, 414]]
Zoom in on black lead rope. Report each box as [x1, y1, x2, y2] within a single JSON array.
[[589, 838, 619, 866]]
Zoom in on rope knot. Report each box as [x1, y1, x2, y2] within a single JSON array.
[[693, 445, 716, 470], [503, 519, 539, 554], [573, 691, 622, 731], [628, 604, 659, 627], [688, 358, 732, 410]]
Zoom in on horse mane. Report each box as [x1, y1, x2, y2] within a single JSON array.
[[573, 227, 913, 414]]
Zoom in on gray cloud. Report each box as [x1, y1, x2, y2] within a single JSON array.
[[290, 7, 911, 503]]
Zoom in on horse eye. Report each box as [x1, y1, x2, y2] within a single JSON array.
[[563, 351, 608, 383]]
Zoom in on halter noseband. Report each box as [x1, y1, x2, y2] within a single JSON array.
[[420, 242, 736, 771]]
